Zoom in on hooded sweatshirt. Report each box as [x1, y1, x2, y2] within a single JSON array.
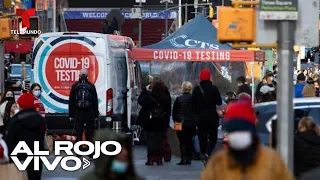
[[5, 109, 46, 161], [79, 130, 144, 180]]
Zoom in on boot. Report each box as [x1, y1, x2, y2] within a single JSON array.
[[177, 147, 188, 165], [156, 156, 163, 165], [193, 152, 201, 160], [145, 157, 154, 166]]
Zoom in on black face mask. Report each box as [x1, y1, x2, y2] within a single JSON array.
[[4, 97, 14, 101]]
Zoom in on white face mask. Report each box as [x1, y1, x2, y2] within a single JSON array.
[[227, 131, 252, 150], [14, 109, 19, 115]]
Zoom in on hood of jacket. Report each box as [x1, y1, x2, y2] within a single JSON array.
[[296, 130, 320, 145], [81, 130, 142, 180], [14, 109, 44, 130]]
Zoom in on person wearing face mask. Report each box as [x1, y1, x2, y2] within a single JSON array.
[[30, 83, 45, 118], [79, 130, 144, 180], [5, 92, 46, 180], [0, 90, 15, 133], [1, 100, 18, 135], [201, 101, 294, 180]]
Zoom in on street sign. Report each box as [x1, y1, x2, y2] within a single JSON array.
[[131, 8, 142, 19], [256, 0, 319, 47], [259, 0, 298, 20], [135, 0, 146, 3]]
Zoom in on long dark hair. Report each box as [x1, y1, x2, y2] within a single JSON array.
[[0, 90, 15, 104], [151, 79, 170, 101], [3, 100, 16, 124], [30, 83, 42, 92]]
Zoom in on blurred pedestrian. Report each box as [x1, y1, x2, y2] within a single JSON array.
[[258, 85, 276, 103], [236, 76, 251, 97], [295, 73, 306, 98], [303, 78, 316, 97], [138, 79, 171, 165], [79, 130, 144, 180], [20, 61, 27, 81], [201, 101, 294, 180], [5, 92, 46, 180], [314, 81, 320, 97], [30, 83, 45, 117], [1, 100, 18, 135], [191, 69, 222, 164], [255, 70, 276, 100], [172, 81, 196, 165], [294, 117, 320, 177], [69, 68, 99, 158], [0, 90, 15, 134]]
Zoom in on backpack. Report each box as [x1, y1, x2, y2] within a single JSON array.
[[150, 103, 166, 119], [75, 82, 92, 109]]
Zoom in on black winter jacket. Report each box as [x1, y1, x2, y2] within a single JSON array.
[[5, 109, 46, 161], [237, 84, 252, 96], [294, 130, 320, 177], [191, 80, 222, 125], [137, 90, 171, 132], [172, 93, 196, 126], [69, 79, 99, 121]]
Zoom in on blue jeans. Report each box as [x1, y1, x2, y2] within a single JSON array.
[[193, 135, 200, 153]]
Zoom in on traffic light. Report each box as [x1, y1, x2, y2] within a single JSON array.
[[4, 0, 12, 8], [209, 6, 214, 19]]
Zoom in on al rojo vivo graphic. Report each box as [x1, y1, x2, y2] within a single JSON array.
[[33, 37, 102, 112]]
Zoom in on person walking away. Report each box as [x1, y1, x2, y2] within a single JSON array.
[[79, 130, 144, 180], [0, 90, 15, 134], [5, 92, 46, 180], [26, 51, 32, 64], [294, 117, 320, 177], [69, 68, 99, 158], [314, 81, 320, 97], [201, 101, 294, 180], [303, 78, 316, 97], [236, 76, 252, 96], [1, 100, 18, 135], [172, 81, 196, 165], [137, 79, 171, 165], [191, 69, 222, 164], [30, 83, 45, 117], [295, 73, 306, 98], [20, 61, 27, 81]]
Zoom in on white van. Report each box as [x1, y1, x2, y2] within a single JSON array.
[[31, 32, 142, 134]]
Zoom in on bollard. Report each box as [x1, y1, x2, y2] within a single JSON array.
[[112, 121, 122, 133]]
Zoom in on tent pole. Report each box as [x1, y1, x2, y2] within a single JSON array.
[[185, 3, 188, 23], [178, 0, 182, 28], [165, 1, 168, 37]]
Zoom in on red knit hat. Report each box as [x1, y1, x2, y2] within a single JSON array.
[[199, 69, 211, 81], [223, 101, 256, 132], [17, 92, 35, 109]]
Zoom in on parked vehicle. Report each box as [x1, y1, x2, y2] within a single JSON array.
[[6, 64, 31, 90], [31, 32, 142, 135], [254, 98, 320, 146]]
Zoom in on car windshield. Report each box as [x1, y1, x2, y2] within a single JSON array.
[[10, 65, 31, 75]]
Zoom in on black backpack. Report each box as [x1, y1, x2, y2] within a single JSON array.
[[75, 82, 92, 109], [150, 103, 166, 119]]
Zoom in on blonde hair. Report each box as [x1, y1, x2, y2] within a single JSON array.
[[299, 117, 320, 136], [181, 81, 192, 93]]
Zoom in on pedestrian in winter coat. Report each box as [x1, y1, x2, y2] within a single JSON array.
[[236, 76, 252, 97], [137, 79, 171, 165], [69, 68, 99, 157], [201, 101, 294, 180], [79, 130, 144, 180], [295, 73, 306, 98], [5, 92, 46, 180], [1, 100, 18, 136], [255, 70, 277, 100], [0, 90, 15, 134], [30, 83, 45, 117], [191, 69, 222, 164], [258, 85, 276, 103], [172, 81, 197, 165], [294, 117, 320, 177]]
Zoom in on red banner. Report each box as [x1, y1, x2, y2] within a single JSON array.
[[132, 48, 256, 62]]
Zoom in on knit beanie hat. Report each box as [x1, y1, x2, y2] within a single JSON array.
[[17, 92, 35, 109], [223, 101, 256, 132], [199, 69, 211, 81]]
